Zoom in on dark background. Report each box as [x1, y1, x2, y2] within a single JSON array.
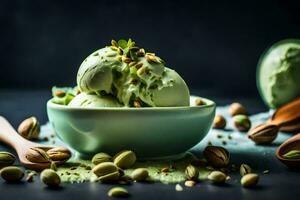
[[1, 0, 300, 97]]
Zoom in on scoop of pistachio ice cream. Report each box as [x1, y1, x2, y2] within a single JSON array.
[[68, 93, 122, 108], [257, 39, 300, 108], [74, 39, 190, 107]]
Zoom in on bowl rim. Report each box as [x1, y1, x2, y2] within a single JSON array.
[[47, 95, 216, 111]]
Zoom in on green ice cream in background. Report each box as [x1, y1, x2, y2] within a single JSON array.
[[257, 39, 300, 108], [74, 39, 190, 107]]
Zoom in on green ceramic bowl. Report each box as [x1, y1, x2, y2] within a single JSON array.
[[47, 96, 215, 160]]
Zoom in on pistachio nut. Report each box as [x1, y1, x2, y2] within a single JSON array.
[[0, 166, 24, 182], [248, 123, 279, 144], [185, 180, 196, 187], [233, 115, 251, 132], [283, 150, 300, 159], [185, 164, 199, 181], [26, 171, 37, 182], [229, 102, 247, 116], [240, 164, 252, 176], [92, 162, 120, 182], [203, 146, 230, 168], [213, 115, 227, 129], [26, 147, 50, 163], [108, 187, 129, 198], [47, 147, 72, 162], [0, 151, 16, 168], [131, 168, 149, 182], [40, 169, 61, 187], [175, 184, 183, 191], [241, 173, 259, 188], [207, 171, 227, 184], [92, 152, 111, 165], [17, 117, 40, 140], [113, 150, 136, 169], [195, 98, 206, 106]]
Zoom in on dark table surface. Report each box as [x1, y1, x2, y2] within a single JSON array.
[[0, 89, 299, 200]]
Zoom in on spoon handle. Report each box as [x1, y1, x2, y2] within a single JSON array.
[[0, 116, 30, 150]]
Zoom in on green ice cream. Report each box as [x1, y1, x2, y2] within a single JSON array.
[[68, 93, 122, 108], [74, 39, 190, 107], [257, 39, 300, 108]]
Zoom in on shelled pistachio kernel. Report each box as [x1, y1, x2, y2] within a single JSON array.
[[229, 102, 247, 116], [131, 168, 149, 182], [240, 164, 252, 176], [185, 180, 196, 187], [195, 98, 206, 106], [241, 173, 259, 188], [213, 115, 226, 129], [0, 166, 24, 182], [185, 164, 199, 181], [233, 114, 251, 132], [26, 147, 50, 163], [92, 162, 120, 182], [207, 171, 227, 184], [92, 152, 112, 165], [47, 147, 72, 162], [40, 169, 61, 187], [175, 184, 183, 191], [282, 150, 300, 159], [17, 116, 40, 139], [203, 146, 230, 168], [0, 151, 16, 167], [108, 187, 129, 198], [113, 150, 136, 169]]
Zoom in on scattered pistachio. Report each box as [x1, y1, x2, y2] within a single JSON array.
[[108, 187, 129, 198], [0, 166, 24, 182], [226, 176, 231, 181], [175, 184, 183, 191], [240, 173, 259, 188], [213, 115, 226, 129], [229, 102, 247, 116], [113, 150, 136, 169], [131, 168, 149, 182], [92, 162, 120, 182], [233, 115, 251, 132], [92, 152, 112, 165], [26, 147, 50, 163], [240, 164, 252, 176], [17, 117, 40, 140], [0, 151, 16, 168], [185, 165, 199, 181], [203, 146, 230, 168], [26, 171, 36, 182], [282, 150, 300, 159], [40, 169, 61, 187], [207, 171, 227, 184], [248, 123, 279, 144], [185, 180, 196, 187], [47, 147, 72, 162]]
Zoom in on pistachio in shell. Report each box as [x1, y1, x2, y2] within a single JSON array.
[[185, 164, 199, 181], [26, 147, 50, 163], [233, 114, 251, 132], [241, 173, 259, 188], [17, 116, 40, 140], [131, 168, 149, 182], [213, 115, 226, 129], [0, 166, 24, 182], [229, 102, 247, 116], [40, 169, 61, 187], [92, 162, 120, 182], [108, 187, 129, 197], [248, 123, 279, 144], [92, 152, 112, 165], [47, 147, 72, 162], [0, 151, 16, 168], [113, 150, 136, 169], [203, 146, 230, 168], [207, 171, 227, 184], [240, 164, 252, 176]]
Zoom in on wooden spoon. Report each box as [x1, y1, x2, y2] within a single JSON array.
[[268, 98, 300, 133], [0, 116, 70, 170], [276, 133, 300, 169]]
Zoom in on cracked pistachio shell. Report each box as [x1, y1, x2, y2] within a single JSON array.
[[203, 146, 230, 168], [92, 152, 111, 165], [240, 164, 252, 176], [241, 173, 259, 188], [131, 168, 149, 182], [17, 117, 40, 140], [207, 171, 227, 183], [47, 147, 72, 162], [0, 166, 24, 182], [40, 169, 61, 187], [0, 151, 16, 168], [248, 123, 279, 144], [185, 165, 199, 181], [108, 187, 129, 197], [26, 147, 50, 163], [113, 150, 136, 169]]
